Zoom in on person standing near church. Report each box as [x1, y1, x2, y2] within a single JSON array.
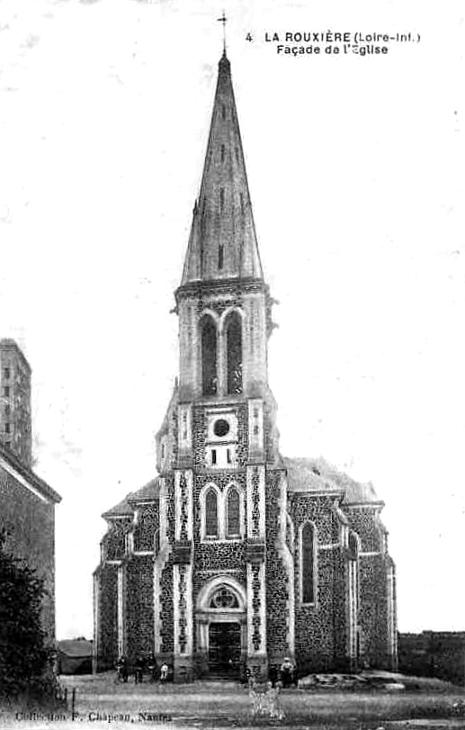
[[280, 657, 295, 688]]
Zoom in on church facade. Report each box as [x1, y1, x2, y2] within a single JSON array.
[[94, 52, 397, 681]]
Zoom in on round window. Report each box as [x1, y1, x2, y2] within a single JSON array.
[[214, 419, 230, 438]]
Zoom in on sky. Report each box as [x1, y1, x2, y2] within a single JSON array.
[[0, 0, 464, 640]]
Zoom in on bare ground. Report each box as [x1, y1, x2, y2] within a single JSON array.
[[1, 672, 464, 730]]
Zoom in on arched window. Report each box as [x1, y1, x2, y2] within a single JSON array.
[[226, 488, 240, 537], [226, 311, 242, 394], [201, 316, 217, 395], [348, 532, 359, 662], [205, 489, 218, 538], [348, 533, 359, 561], [302, 523, 316, 604]]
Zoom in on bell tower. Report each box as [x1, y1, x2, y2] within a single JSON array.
[[155, 50, 281, 682], [176, 52, 272, 406]]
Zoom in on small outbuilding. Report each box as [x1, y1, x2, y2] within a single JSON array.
[[57, 639, 93, 675]]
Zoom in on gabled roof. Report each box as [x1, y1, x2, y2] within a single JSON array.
[[102, 477, 160, 520], [127, 477, 160, 504], [285, 456, 383, 505], [180, 52, 263, 286], [284, 457, 343, 496], [0, 441, 61, 504], [102, 495, 134, 520]]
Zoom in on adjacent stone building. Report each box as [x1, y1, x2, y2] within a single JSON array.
[[94, 52, 397, 680], [0, 338, 61, 643]]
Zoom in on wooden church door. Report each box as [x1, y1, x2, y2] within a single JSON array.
[[208, 622, 241, 676]]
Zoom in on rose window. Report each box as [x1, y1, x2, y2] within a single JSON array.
[[209, 587, 239, 609]]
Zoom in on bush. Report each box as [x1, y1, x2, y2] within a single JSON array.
[[0, 529, 56, 705]]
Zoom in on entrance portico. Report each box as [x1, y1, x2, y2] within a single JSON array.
[[196, 576, 246, 677]]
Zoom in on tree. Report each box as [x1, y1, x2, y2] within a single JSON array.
[[0, 529, 52, 702]]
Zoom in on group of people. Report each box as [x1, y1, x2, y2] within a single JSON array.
[[115, 655, 171, 684], [268, 657, 297, 688]]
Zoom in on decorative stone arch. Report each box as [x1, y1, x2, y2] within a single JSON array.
[[199, 307, 221, 325], [218, 305, 246, 333], [224, 481, 245, 539], [196, 575, 247, 670], [299, 520, 318, 605], [197, 575, 246, 613], [199, 482, 222, 540]]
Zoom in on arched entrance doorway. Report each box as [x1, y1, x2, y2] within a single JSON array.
[[196, 577, 246, 678]]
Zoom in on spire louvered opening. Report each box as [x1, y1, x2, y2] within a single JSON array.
[[226, 311, 242, 394], [201, 316, 217, 396]]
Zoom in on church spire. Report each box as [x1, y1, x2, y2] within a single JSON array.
[[181, 52, 263, 285]]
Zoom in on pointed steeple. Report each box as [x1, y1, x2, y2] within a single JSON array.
[[181, 52, 263, 285]]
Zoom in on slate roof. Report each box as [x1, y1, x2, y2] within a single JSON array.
[[284, 457, 343, 495], [102, 495, 134, 520], [284, 456, 382, 505], [127, 477, 160, 504], [0, 441, 61, 504], [102, 477, 160, 519], [102, 459, 380, 519]]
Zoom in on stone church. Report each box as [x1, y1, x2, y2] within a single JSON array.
[[94, 51, 397, 680]]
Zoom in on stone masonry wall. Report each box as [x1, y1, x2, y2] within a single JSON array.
[[125, 555, 155, 662], [190, 401, 249, 665], [193, 403, 248, 470], [97, 563, 118, 670], [265, 470, 288, 659], [347, 507, 390, 667], [347, 507, 383, 552], [192, 472, 247, 654], [331, 546, 349, 670], [160, 478, 175, 656], [133, 502, 159, 552], [0, 465, 56, 643], [103, 519, 131, 561], [359, 554, 389, 667], [289, 494, 345, 673]]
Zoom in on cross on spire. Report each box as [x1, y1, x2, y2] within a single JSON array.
[[217, 11, 227, 53]]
